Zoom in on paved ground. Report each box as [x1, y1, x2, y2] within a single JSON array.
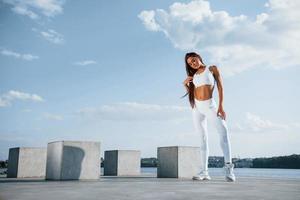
[[0, 175, 299, 200]]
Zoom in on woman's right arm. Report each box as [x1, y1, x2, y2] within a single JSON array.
[[183, 76, 193, 92]]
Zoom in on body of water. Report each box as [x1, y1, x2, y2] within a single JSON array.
[[1, 168, 300, 179], [140, 167, 300, 179]]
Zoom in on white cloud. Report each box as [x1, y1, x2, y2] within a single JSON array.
[[3, 0, 65, 19], [75, 101, 190, 122], [32, 28, 64, 44], [73, 60, 97, 66], [138, 10, 161, 31], [11, 5, 39, 19], [40, 29, 64, 44], [0, 90, 44, 107], [231, 112, 298, 133], [43, 112, 63, 121], [138, 0, 300, 77], [1, 49, 39, 61]]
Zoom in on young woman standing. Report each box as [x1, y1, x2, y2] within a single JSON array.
[[182, 52, 236, 182]]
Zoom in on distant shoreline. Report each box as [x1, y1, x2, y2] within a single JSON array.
[[1, 154, 299, 169], [140, 154, 300, 169]]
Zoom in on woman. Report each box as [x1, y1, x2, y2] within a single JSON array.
[[181, 52, 236, 182]]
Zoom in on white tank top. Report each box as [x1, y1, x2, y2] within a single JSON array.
[[192, 66, 215, 88]]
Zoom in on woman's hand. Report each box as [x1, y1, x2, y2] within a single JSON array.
[[217, 106, 226, 120], [183, 76, 193, 86]]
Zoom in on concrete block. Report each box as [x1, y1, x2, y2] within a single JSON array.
[[104, 150, 140, 176], [45, 141, 100, 180], [7, 147, 47, 178], [157, 146, 201, 178]]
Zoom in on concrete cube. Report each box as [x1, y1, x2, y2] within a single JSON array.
[[104, 150, 140, 176], [7, 147, 47, 178], [157, 146, 201, 178], [45, 141, 100, 180]]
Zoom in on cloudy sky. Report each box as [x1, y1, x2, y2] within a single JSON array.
[[0, 0, 299, 160]]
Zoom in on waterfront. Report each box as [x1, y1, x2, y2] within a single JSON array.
[[1, 167, 300, 179], [141, 167, 300, 179], [1, 167, 300, 200]]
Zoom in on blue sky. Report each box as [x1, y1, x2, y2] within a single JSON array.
[[0, 0, 299, 160]]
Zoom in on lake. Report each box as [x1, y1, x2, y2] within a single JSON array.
[[1, 167, 300, 179], [99, 167, 300, 179], [139, 167, 300, 179]]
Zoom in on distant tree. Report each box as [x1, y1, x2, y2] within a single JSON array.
[[252, 154, 300, 169], [0, 160, 8, 168]]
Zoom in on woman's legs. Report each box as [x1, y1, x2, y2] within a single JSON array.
[[192, 106, 209, 172], [207, 105, 232, 164], [193, 98, 235, 181]]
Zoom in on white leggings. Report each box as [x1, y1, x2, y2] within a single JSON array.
[[192, 97, 232, 171]]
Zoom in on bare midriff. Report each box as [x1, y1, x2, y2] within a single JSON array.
[[194, 84, 214, 101]]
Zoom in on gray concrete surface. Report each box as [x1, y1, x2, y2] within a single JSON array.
[[0, 175, 299, 200], [46, 141, 101, 180], [157, 146, 201, 178], [104, 150, 140, 176], [7, 147, 47, 178]]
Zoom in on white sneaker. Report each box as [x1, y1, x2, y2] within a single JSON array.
[[192, 170, 211, 181], [223, 163, 236, 182]]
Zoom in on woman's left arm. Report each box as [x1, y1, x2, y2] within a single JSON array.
[[211, 65, 226, 120]]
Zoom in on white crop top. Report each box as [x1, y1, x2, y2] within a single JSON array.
[[192, 66, 215, 88]]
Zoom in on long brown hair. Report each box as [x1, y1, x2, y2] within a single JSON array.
[[180, 52, 207, 109]]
